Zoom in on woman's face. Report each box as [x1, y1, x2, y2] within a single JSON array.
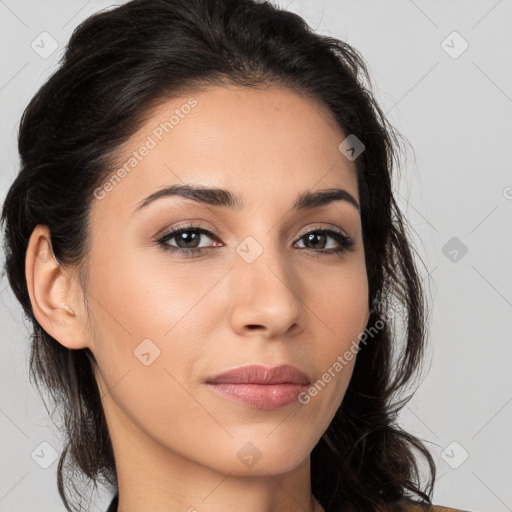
[[83, 84, 370, 477]]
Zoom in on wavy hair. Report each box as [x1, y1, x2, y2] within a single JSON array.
[[1, 0, 436, 510]]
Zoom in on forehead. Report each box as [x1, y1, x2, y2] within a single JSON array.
[[91, 84, 359, 219]]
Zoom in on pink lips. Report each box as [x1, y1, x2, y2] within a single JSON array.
[[205, 364, 311, 410]]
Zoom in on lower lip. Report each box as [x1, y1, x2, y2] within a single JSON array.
[[205, 382, 308, 409]]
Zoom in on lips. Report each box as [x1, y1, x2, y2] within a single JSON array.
[[205, 363, 311, 386], [204, 364, 312, 410]]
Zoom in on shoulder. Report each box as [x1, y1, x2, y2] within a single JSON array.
[[411, 506, 473, 512], [391, 497, 476, 512], [417, 506, 473, 512]]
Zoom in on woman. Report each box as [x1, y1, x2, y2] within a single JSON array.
[[0, 0, 474, 511]]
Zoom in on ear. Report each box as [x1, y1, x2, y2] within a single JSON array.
[[25, 225, 90, 350]]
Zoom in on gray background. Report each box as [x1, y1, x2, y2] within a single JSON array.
[[1, 1, 511, 511]]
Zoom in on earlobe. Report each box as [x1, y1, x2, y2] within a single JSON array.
[[25, 225, 89, 350]]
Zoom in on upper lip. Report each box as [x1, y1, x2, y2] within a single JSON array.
[[205, 364, 311, 385]]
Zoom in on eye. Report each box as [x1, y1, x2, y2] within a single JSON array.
[[155, 224, 356, 259], [156, 224, 222, 258], [294, 228, 356, 255]]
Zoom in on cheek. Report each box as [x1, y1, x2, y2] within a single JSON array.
[[86, 246, 229, 417], [305, 262, 369, 392], [87, 251, 228, 464], [88, 242, 224, 341], [310, 257, 369, 343]]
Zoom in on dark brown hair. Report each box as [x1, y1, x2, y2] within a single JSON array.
[[1, 0, 436, 510]]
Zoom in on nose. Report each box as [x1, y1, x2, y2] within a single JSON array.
[[228, 242, 306, 339]]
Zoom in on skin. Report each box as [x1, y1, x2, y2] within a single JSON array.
[[25, 84, 370, 512]]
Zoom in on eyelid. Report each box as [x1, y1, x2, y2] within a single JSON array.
[[156, 221, 222, 242], [295, 223, 350, 240], [157, 222, 351, 243], [156, 222, 354, 251]]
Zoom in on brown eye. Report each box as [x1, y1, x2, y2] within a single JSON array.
[[156, 225, 221, 257], [295, 229, 355, 255]]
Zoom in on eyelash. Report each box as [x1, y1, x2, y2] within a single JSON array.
[[155, 223, 356, 259]]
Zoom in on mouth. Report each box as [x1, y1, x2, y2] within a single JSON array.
[[204, 364, 311, 410]]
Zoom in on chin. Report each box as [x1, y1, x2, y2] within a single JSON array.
[[197, 434, 313, 477]]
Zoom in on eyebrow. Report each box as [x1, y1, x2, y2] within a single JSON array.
[[132, 183, 360, 214]]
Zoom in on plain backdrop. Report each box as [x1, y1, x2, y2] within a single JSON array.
[[1, 1, 511, 511]]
